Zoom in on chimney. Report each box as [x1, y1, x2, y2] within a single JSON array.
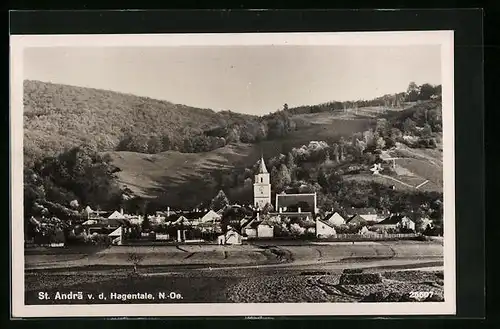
[[256, 212, 260, 221], [120, 208, 124, 216], [167, 206, 170, 217], [279, 207, 283, 214], [298, 207, 302, 213]]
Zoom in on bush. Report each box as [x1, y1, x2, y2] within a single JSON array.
[[339, 273, 383, 285], [361, 292, 403, 302]]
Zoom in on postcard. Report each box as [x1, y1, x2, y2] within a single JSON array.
[[10, 31, 455, 317]]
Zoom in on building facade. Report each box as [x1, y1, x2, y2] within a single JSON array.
[[253, 156, 271, 209]]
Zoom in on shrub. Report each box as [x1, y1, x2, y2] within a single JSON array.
[[339, 273, 383, 285]]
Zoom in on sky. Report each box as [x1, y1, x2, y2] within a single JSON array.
[[24, 45, 441, 115]]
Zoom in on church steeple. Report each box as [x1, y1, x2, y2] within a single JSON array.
[[258, 155, 268, 174], [254, 154, 271, 210]]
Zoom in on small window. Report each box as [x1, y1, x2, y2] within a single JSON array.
[[260, 177, 263, 183]]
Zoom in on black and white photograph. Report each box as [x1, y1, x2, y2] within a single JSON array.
[[10, 31, 455, 317]]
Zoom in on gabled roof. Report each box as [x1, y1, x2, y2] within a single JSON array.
[[346, 214, 366, 224], [240, 217, 256, 229], [259, 220, 274, 227], [377, 214, 411, 225], [173, 215, 191, 225], [326, 212, 345, 221], [317, 218, 335, 229], [108, 226, 122, 237]]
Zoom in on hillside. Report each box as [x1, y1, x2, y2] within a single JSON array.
[[23, 80, 256, 166], [23, 80, 443, 217]]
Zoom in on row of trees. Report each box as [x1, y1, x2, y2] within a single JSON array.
[[286, 82, 441, 116], [115, 107, 297, 154]]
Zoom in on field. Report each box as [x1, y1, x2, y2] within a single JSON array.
[[25, 240, 444, 304]]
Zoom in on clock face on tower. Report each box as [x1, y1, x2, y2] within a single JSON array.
[[259, 186, 264, 194]]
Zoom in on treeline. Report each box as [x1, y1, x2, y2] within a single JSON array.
[[24, 144, 124, 218], [286, 82, 442, 115], [116, 108, 297, 154]]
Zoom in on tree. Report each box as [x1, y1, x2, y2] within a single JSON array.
[[332, 143, 340, 162], [283, 103, 289, 111], [262, 203, 274, 214], [127, 252, 145, 275], [418, 83, 435, 100], [403, 118, 417, 134], [274, 164, 292, 192], [406, 81, 420, 102], [69, 199, 79, 209], [339, 137, 346, 161], [210, 190, 230, 211], [375, 136, 386, 150], [421, 123, 433, 137]]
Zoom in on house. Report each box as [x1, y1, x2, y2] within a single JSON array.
[[82, 217, 127, 235], [269, 211, 313, 221], [358, 226, 377, 236], [241, 218, 259, 238], [218, 228, 242, 245], [200, 210, 222, 224], [345, 207, 378, 222], [241, 212, 274, 239], [373, 214, 416, 232], [127, 216, 143, 225], [316, 218, 336, 238], [398, 216, 416, 231], [275, 192, 318, 214], [172, 215, 191, 226], [108, 226, 123, 245], [325, 212, 345, 227], [108, 209, 126, 220], [257, 222, 274, 238], [346, 214, 367, 227]]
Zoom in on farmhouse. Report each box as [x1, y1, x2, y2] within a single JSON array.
[[257, 221, 274, 238], [316, 218, 336, 238], [200, 210, 222, 224], [275, 192, 318, 214], [108, 209, 126, 219], [345, 207, 378, 222], [82, 217, 128, 235], [218, 228, 242, 245], [324, 211, 346, 226], [373, 214, 416, 231], [108, 226, 124, 245], [241, 213, 275, 239], [346, 214, 367, 227]]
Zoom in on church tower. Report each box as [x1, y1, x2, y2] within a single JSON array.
[[253, 155, 271, 209]]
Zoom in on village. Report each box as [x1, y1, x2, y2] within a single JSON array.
[[25, 156, 437, 248]]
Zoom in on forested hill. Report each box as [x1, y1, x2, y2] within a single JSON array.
[[23, 80, 257, 166]]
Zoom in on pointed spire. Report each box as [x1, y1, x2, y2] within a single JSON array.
[[258, 154, 268, 174]]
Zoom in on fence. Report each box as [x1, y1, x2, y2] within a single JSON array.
[[319, 233, 419, 242]]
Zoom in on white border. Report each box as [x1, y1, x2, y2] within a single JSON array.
[[10, 31, 455, 318]]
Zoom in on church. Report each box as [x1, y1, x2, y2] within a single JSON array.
[[253, 156, 317, 216]]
